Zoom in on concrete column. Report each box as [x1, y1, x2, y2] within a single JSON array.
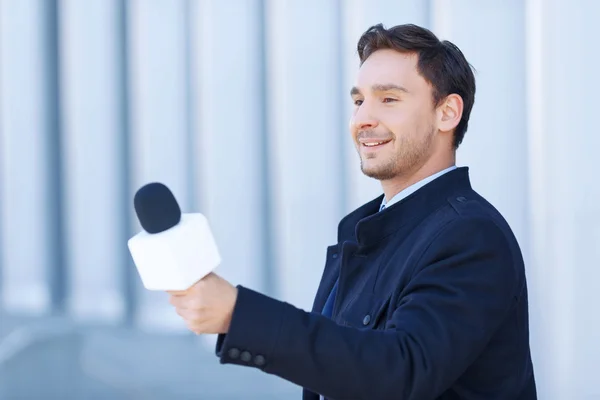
[[526, 0, 600, 398], [0, 0, 59, 314], [59, 0, 127, 323], [191, 0, 267, 295]]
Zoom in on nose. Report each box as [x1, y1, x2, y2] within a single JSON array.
[[351, 102, 379, 131]]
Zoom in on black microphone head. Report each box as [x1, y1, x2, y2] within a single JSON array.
[[133, 182, 182, 234]]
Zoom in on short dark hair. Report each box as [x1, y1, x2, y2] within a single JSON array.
[[357, 23, 476, 149]]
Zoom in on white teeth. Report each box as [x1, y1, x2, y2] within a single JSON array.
[[364, 142, 384, 147]]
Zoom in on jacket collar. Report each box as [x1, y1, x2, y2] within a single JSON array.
[[337, 167, 473, 248]]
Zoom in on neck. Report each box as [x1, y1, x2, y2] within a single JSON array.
[[381, 153, 455, 202]]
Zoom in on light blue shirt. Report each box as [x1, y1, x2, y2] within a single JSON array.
[[379, 165, 457, 211]]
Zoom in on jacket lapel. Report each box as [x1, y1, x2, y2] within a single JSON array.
[[311, 244, 340, 313]]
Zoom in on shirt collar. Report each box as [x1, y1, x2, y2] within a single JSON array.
[[380, 165, 457, 211], [336, 166, 472, 248]]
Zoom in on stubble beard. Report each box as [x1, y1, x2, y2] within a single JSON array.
[[360, 126, 436, 181]]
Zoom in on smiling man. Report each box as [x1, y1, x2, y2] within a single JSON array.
[[168, 23, 537, 400]]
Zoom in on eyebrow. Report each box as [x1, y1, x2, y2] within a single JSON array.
[[350, 84, 409, 96]]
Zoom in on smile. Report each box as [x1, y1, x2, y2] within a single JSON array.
[[361, 139, 392, 148]]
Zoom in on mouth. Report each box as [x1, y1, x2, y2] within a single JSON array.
[[360, 139, 392, 149]]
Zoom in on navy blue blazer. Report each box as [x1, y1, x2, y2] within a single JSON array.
[[215, 167, 537, 399]]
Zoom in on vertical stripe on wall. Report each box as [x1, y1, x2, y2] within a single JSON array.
[[527, 1, 600, 398], [0, 0, 58, 314], [190, 0, 269, 350], [191, 0, 268, 295], [59, 0, 127, 323], [525, 1, 550, 396], [264, 0, 345, 309]]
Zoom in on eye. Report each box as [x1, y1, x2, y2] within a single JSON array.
[[354, 99, 363, 106], [382, 98, 397, 103]]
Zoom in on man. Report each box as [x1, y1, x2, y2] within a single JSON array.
[[168, 23, 537, 399]]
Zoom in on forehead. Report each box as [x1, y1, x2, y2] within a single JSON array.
[[354, 49, 426, 93]]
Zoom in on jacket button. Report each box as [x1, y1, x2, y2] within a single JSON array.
[[228, 348, 240, 359], [332, 253, 338, 258], [254, 355, 266, 366], [241, 351, 252, 362], [457, 196, 467, 202], [362, 314, 371, 325]]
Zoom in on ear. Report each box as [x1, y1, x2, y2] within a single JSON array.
[[437, 94, 464, 133]]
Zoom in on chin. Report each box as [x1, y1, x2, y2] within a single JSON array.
[[360, 162, 397, 181]]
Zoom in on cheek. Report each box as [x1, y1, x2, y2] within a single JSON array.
[[386, 107, 430, 137], [381, 110, 410, 135]]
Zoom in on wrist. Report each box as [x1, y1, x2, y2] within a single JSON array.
[[221, 285, 238, 333]]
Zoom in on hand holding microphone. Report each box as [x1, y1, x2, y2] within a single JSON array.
[[127, 182, 238, 334], [167, 272, 238, 335]]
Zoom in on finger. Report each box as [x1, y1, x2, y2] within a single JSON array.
[[175, 307, 204, 321], [169, 295, 190, 308], [166, 290, 187, 296], [174, 306, 188, 318], [187, 321, 207, 335]]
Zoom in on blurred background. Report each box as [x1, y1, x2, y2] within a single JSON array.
[[0, 0, 598, 399]]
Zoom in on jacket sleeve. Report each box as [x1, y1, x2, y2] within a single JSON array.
[[214, 216, 521, 400]]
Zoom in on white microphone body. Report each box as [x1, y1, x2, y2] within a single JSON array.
[[127, 213, 221, 291]]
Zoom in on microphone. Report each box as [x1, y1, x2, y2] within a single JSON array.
[[127, 182, 221, 291]]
